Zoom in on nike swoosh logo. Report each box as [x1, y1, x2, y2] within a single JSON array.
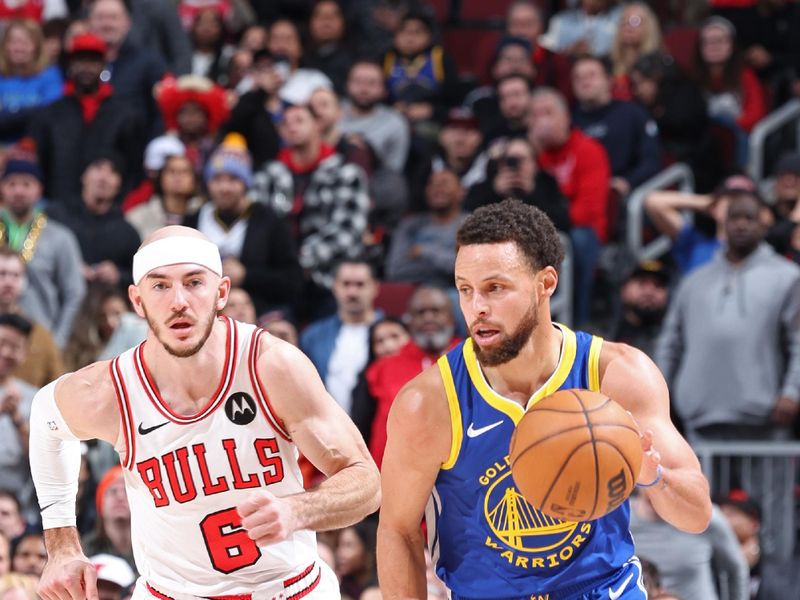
[[138, 421, 169, 435], [608, 572, 634, 600], [466, 420, 504, 438], [41, 502, 57, 512]]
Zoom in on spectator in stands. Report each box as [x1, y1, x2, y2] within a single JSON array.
[[0, 315, 37, 524], [82, 466, 134, 570], [482, 74, 534, 144], [572, 54, 661, 198], [366, 286, 459, 467], [765, 151, 800, 262], [694, 16, 767, 144], [340, 59, 410, 174], [539, 0, 623, 58], [465, 137, 570, 233], [219, 49, 282, 169], [155, 74, 230, 177], [0, 19, 62, 145], [465, 37, 536, 140], [128, 0, 192, 76], [188, 7, 230, 82], [88, 0, 166, 135], [609, 2, 662, 100], [529, 87, 610, 325], [268, 18, 331, 106], [29, 32, 144, 205], [656, 189, 800, 443], [304, 0, 355, 95], [0, 573, 38, 600], [630, 490, 749, 600], [383, 10, 458, 114], [259, 311, 300, 347], [0, 491, 25, 544], [607, 260, 669, 359], [186, 134, 303, 316], [505, 0, 572, 98], [89, 553, 136, 600], [639, 558, 663, 598], [309, 86, 373, 175], [255, 104, 369, 314], [426, 108, 485, 195], [351, 316, 410, 444], [630, 52, 719, 193], [63, 283, 146, 374], [221, 287, 256, 325], [10, 532, 45, 578], [121, 134, 186, 214], [386, 169, 468, 288], [645, 176, 754, 274], [49, 155, 140, 289], [125, 154, 203, 241], [0, 140, 85, 347], [0, 249, 62, 389], [336, 520, 378, 600], [301, 258, 380, 416]]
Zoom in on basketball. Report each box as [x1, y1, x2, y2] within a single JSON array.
[[509, 389, 643, 522]]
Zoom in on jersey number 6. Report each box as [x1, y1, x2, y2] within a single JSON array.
[[200, 507, 262, 573]]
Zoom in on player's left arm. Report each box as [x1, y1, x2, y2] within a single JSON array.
[[237, 337, 381, 545], [600, 341, 712, 533]]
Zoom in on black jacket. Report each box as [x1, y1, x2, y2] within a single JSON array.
[[29, 94, 145, 205], [184, 202, 304, 315], [218, 89, 281, 169]]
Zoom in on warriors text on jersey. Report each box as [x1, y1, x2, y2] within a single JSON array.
[[110, 317, 322, 597], [427, 324, 636, 599]]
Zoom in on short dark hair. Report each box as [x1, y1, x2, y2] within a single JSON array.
[[333, 255, 378, 280], [496, 73, 534, 93], [0, 313, 32, 337], [456, 199, 564, 271], [573, 53, 613, 77]]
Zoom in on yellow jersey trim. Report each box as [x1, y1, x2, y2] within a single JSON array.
[[438, 355, 463, 470], [432, 46, 444, 81], [588, 336, 603, 392], [383, 51, 395, 76], [462, 324, 577, 426]]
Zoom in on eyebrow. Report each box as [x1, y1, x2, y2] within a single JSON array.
[[455, 272, 514, 283], [144, 269, 207, 281]]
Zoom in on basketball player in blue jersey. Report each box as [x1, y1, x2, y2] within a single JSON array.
[[377, 200, 712, 599]]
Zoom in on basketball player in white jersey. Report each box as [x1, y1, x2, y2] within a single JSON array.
[[29, 226, 381, 600]]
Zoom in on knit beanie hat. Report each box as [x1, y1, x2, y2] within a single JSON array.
[[2, 138, 43, 182], [204, 133, 253, 189]]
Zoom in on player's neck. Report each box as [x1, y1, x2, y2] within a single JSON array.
[[481, 322, 562, 405]]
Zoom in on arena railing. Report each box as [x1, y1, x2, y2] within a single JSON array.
[[747, 98, 800, 186], [551, 232, 573, 327], [694, 441, 800, 561], [625, 162, 695, 262]]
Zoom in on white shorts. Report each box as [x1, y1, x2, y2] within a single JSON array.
[[130, 561, 340, 600]]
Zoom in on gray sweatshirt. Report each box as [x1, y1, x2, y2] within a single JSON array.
[[655, 244, 800, 430], [340, 101, 410, 173]]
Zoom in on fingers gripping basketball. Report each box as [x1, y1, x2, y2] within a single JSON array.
[[509, 389, 643, 522]]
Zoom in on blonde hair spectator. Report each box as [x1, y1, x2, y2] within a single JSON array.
[[0, 20, 49, 76], [0, 573, 38, 600]]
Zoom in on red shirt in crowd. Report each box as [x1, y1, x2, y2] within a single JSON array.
[[366, 338, 460, 469], [536, 128, 611, 242]]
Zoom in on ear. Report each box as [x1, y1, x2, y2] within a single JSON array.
[[538, 266, 558, 299], [216, 276, 232, 311], [129, 284, 145, 318]]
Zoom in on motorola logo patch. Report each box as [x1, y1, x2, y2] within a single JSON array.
[[224, 392, 257, 425]]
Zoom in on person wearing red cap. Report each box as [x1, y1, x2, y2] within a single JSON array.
[[29, 30, 145, 206], [83, 466, 133, 571]]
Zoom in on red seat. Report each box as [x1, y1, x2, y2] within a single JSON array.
[[375, 282, 417, 317], [443, 27, 502, 80], [461, 0, 517, 21], [663, 26, 699, 74], [426, 0, 451, 23]]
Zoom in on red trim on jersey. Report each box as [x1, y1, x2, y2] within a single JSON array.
[[109, 358, 136, 470], [248, 328, 291, 442], [283, 562, 314, 587], [286, 568, 321, 600], [135, 317, 237, 424]]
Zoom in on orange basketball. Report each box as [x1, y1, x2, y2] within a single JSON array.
[[509, 389, 643, 522]]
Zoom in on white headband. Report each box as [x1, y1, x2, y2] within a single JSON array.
[[132, 237, 223, 285]]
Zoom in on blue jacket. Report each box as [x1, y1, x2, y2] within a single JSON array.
[[300, 311, 383, 381]]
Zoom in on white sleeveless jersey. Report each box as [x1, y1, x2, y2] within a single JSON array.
[[110, 317, 320, 597]]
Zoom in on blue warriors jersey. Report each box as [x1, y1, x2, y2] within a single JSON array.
[[427, 325, 637, 599], [383, 47, 444, 102]]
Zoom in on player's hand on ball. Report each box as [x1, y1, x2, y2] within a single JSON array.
[[637, 429, 662, 487], [237, 490, 298, 546], [38, 555, 98, 600]]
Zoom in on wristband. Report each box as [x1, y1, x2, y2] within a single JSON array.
[[636, 464, 663, 488]]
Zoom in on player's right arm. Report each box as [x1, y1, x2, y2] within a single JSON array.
[[30, 362, 120, 600], [377, 368, 451, 600]]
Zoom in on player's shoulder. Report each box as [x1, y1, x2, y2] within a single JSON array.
[[390, 363, 449, 430], [598, 340, 652, 374], [56, 360, 116, 400]]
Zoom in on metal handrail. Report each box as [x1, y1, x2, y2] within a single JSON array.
[[747, 98, 800, 182], [626, 163, 695, 262], [551, 232, 573, 327]]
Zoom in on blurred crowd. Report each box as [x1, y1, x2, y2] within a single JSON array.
[[0, 0, 798, 599]]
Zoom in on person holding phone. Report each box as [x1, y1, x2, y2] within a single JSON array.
[[464, 137, 571, 233]]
